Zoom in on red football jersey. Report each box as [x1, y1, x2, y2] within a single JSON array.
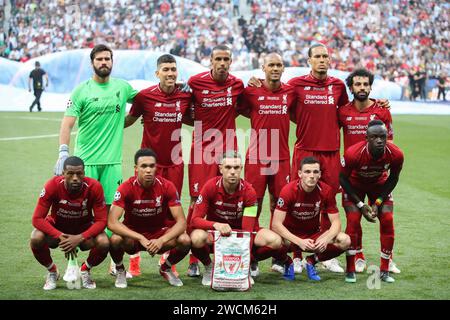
[[341, 141, 404, 185], [276, 180, 338, 237], [288, 73, 349, 151], [113, 176, 181, 233], [191, 176, 258, 230], [32, 176, 107, 239], [188, 71, 244, 161], [239, 82, 296, 161], [129, 85, 192, 167], [338, 99, 393, 150]]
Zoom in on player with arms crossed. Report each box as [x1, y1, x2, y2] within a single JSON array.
[[108, 149, 190, 288], [54, 44, 138, 277], [339, 120, 404, 283], [237, 52, 296, 276], [186, 44, 245, 276], [272, 157, 351, 281], [338, 68, 399, 274], [30, 156, 109, 290], [190, 151, 294, 286]]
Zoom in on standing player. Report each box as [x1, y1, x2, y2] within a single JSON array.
[[54, 44, 138, 277], [338, 68, 399, 273], [190, 151, 294, 286], [30, 156, 109, 290], [28, 61, 48, 112], [237, 53, 296, 275], [248, 43, 350, 272], [340, 120, 404, 283], [124, 54, 193, 275], [125, 53, 192, 194], [108, 149, 190, 288], [272, 157, 351, 281], [286, 43, 349, 273], [186, 44, 245, 276]]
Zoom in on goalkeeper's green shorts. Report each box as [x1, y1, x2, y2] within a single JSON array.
[[84, 164, 123, 205]]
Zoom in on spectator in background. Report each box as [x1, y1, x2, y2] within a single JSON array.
[[3, 1, 449, 89], [437, 72, 447, 101]]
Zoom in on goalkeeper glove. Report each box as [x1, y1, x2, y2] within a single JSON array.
[[54, 144, 69, 175]]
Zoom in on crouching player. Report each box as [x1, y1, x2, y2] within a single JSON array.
[[272, 157, 350, 281], [340, 120, 404, 283], [189, 151, 293, 286], [30, 156, 109, 290], [108, 148, 190, 288]]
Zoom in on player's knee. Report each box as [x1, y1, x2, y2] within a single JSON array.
[[109, 234, 123, 248], [96, 236, 110, 252], [338, 233, 351, 250], [30, 229, 46, 248], [177, 233, 191, 248], [266, 233, 282, 249], [190, 230, 207, 248]]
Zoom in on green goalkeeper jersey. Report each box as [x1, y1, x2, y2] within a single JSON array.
[[65, 78, 137, 165]]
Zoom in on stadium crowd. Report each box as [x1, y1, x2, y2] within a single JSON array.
[[1, 0, 449, 99]]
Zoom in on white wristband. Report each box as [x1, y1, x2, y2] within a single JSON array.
[[356, 201, 364, 209]]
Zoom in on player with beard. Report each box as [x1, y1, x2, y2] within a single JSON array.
[[54, 44, 138, 277], [30, 156, 109, 290], [338, 69, 399, 275]]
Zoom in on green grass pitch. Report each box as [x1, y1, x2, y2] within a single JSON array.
[[0, 112, 449, 300]]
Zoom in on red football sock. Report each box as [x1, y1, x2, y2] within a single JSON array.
[[31, 243, 53, 268], [86, 246, 108, 268], [189, 254, 199, 264], [191, 245, 211, 266], [109, 246, 125, 265], [254, 246, 274, 261], [271, 245, 292, 266], [379, 211, 394, 272], [167, 246, 190, 266], [317, 243, 343, 262], [306, 254, 318, 265], [346, 251, 356, 273], [292, 250, 303, 260]]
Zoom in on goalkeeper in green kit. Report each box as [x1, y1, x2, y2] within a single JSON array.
[[54, 44, 139, 277]]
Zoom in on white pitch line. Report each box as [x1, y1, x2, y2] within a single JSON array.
[[0, 131, 77, 141], [0, 116, 62, 122]]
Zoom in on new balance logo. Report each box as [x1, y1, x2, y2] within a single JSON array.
[[304, 86, 311, 91], [346, 117, 352, 121], [258, 96, 265, 101], [115, 104, 120, 113], [202, 90, 209, 95]]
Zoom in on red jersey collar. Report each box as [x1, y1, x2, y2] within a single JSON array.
[[209, 70, 230, 84], [261, 79, 285, 93], [307, 72, 329, 84], [296, 179, 321, 193], [217, 177, 243, 195], [157, 84, 178, 96], [351, 98, 377, 113]]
